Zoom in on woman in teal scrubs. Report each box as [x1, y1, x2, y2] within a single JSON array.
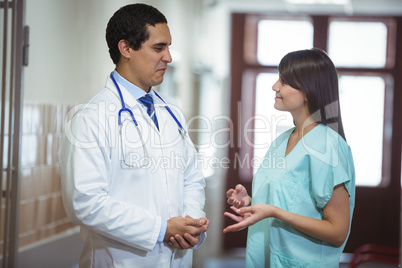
[[224, 48, 355, 268]]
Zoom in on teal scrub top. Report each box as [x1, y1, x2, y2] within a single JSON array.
[[246, 124, 355, 268]]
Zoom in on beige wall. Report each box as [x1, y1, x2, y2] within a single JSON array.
[[23, 0, 230, 114]]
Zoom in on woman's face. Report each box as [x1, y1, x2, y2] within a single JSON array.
[[272, 76, 308, 115]]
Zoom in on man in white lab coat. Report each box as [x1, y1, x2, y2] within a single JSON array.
[[58, 4, 209, 267]]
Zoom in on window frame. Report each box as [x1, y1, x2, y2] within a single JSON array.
[[241, 14, 396, 187], [224, 12, 402, 252]]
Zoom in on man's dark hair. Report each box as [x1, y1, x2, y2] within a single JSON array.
[[106, 4, 167, 64]]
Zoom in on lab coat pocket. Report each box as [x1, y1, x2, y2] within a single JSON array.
[[112, 253, 170, 268]]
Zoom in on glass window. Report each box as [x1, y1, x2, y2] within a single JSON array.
[[254, 74, 386, 186], [339, 75, 385, 186], [253, 73, 294, 174], [257, 20, 314, 65], [250, 16, 391, 186], [328, 21, 388, 67]]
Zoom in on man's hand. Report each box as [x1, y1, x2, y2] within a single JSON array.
[[165, 215, 209, 249]]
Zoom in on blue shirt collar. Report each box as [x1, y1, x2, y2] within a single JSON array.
[[112, 70, 153, 100]]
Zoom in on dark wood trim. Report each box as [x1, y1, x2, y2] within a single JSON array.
[[0, 1, 14, 9], [312, 16, 329, 50], [223, 13, 251, 249], [345, 16, 401, 252]]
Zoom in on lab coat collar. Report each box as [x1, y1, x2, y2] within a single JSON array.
[[106, 76, 168, 135], [106, 76, 139, 109]]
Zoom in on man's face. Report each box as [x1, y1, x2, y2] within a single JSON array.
[[128, 23, 172, 92]]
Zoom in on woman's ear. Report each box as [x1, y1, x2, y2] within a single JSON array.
[[118, 40, 131, 60]]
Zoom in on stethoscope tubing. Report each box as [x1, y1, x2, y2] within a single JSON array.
[[110, 72, 186, 135]]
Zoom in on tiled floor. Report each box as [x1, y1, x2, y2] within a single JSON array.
[[204, 258, 245, 268], [204, 258, 399, 268], [203, 252, 399, 268], [14, 232, 400, 268]]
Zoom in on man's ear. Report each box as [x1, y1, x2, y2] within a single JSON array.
[[118, 40, 131, 59]]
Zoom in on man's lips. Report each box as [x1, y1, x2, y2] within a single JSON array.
[[157, 66, 167, 72]]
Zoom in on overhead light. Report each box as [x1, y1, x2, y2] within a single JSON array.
[[285, 0, 350, 4]]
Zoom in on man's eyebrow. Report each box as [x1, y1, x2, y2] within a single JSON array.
[[153, 42, 171, 46]]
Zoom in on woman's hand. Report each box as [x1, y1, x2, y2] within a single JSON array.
[[223, 184, 351, 247], [223, 204, 275, 233], [226, 184, 252, 208]]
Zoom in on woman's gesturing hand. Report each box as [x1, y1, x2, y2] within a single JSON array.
[[226, 184, 252, 208], [223, 204, 276, 233]]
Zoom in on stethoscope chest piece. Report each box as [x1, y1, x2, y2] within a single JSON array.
[[178, 128, 187, 137]]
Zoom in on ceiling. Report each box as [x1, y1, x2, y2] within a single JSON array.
[[215, 0, 402, 16]]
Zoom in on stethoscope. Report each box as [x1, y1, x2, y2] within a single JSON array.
[[110, 72, 187, 168]]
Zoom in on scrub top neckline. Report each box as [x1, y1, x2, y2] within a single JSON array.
[[283, 123, 323, 158]]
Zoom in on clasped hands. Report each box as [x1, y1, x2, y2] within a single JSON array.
[[165, 215, 209, 250]]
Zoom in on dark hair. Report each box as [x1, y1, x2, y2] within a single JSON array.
[[278, 48, 346, 141], [106, 4, 167, 64]]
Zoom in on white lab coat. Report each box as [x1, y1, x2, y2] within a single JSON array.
[[58, 76, 206, 268]]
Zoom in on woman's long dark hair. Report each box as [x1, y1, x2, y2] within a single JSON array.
[[278, 48, 346, 141]]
